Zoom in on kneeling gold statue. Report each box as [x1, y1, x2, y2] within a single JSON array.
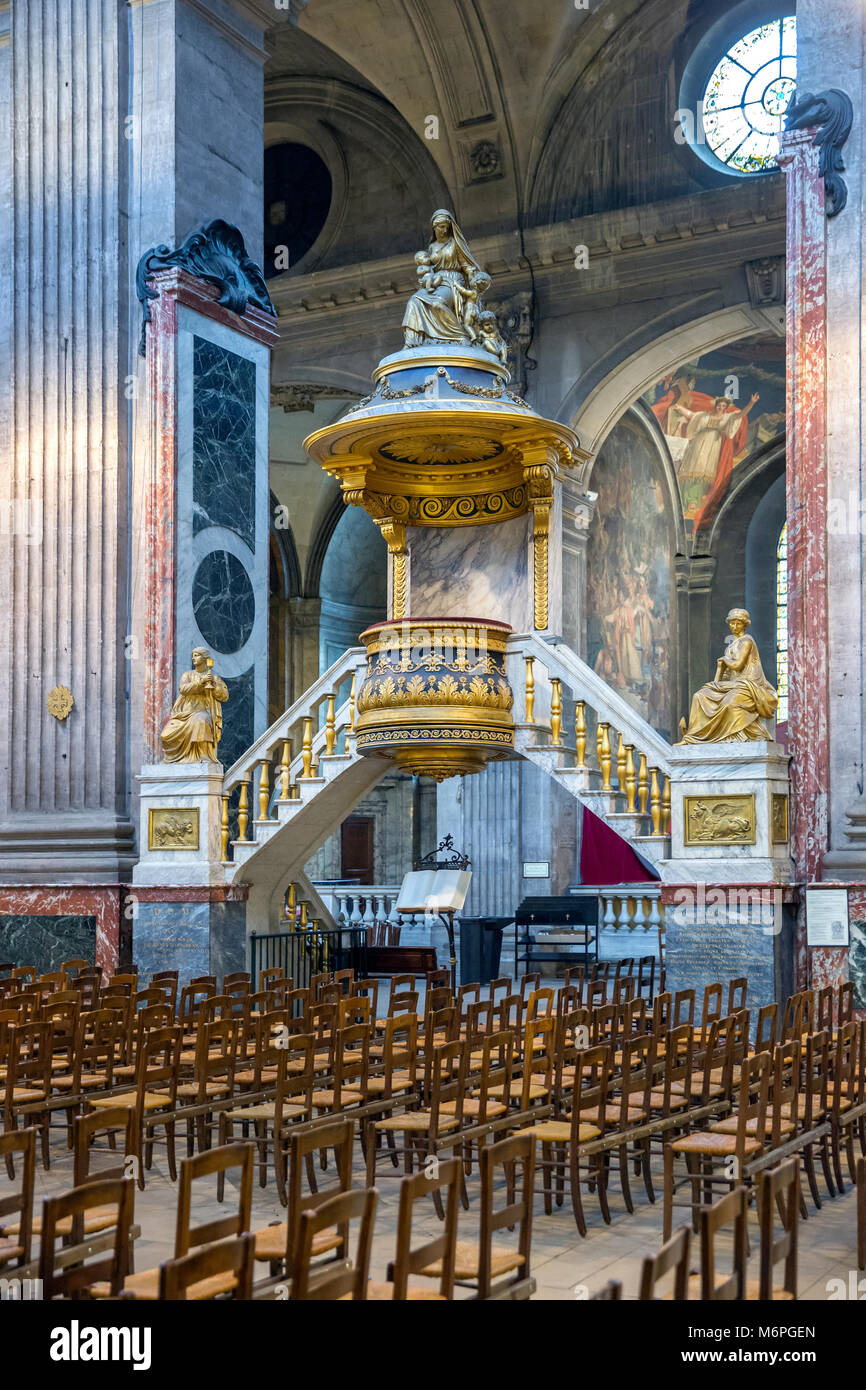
[[160, 647, 228, 762], [680, 608, 777, 744]]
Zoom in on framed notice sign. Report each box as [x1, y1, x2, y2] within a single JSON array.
[[806, 888, 849, 947]]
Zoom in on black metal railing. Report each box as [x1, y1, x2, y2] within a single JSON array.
[[249, 926, 368, 991]]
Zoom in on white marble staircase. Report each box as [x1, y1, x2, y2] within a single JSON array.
[[506, 633, 673, 867], [219, 634, 672, 931]]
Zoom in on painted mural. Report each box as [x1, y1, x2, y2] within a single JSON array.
[[645, 334, 785, 533], [586, 415, 675, 739]]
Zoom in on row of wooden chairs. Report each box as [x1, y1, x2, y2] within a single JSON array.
[[0, 1122, 535, 1300]]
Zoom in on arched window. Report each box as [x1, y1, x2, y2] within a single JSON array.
[[776, 521, 788, 723], [701, 16, 796, 173]]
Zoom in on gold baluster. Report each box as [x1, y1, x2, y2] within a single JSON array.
[[292, 781, 300, 800], [599, 722, 612, 792], [299, 901, 309, 930], [237, 779, 250, 842], [550, 678, 562, 746], [625, 745, 636, 813], [638, 753, 649, 815], [662, 776, 671, 835], [219, 794, 230, 862], [524, 656, 535, 723], [616, 732, 626, 791], [258, 759, 270, 820], [279, 739, 292, 800], [649, 767, 662, 835], [324, 694, 336, 756], [348, 672, 357, 731], [301, 716, 314, 778], [575, 701, 587, 768], [286, 882, 297, 928]]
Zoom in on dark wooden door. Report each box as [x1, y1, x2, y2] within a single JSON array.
[[341, 816, 375, 885]]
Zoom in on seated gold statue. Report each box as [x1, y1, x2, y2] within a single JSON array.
[[160, 646, 228, 762], [681, 608, 777, 743]]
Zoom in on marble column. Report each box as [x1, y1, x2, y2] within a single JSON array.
[[0, 0, 133, 964], [778, 128, 829, 888], [779, 0, 865, 1000], [0, 0, 278, 972]]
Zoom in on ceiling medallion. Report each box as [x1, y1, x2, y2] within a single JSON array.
[[379, 435, 503, 466], [46, 685, 74, 721]]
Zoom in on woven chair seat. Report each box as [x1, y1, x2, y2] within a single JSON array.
[[671, 1131, 762, 1157], [527, 1119, 601, 1144], [375, 1110, 460, 1134], [176, 1082, 231, 1098], [340, 1281, 445, 1301], [253, 1222, 340, 1262], [420, 1240, 523, 1281], [440, 1096, 507, 1118], [89, 1089, 169, 1111], [51, 1072, 109, 1091], [709, 1113, 796, 1139], [311, 1088, 364, 1108]]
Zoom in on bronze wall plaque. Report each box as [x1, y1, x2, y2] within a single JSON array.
[[683, 794, 756, 846], [771, 793, 789, 843], [148, 807, 200, 851]]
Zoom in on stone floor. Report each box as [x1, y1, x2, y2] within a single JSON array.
[[25, 1123, 863, 1301]]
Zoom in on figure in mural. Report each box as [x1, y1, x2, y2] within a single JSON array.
[[649, 341, 785, 532], [160, 647, 228, 762], [675, 393, 760, 530], [681, 608, 777, 743], [586, 419, 674, 738], [402, 210, 506, 358]]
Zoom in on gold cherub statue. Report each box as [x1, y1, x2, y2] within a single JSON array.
[[680, 608, 777, 743], [160, 647, 228, 763]]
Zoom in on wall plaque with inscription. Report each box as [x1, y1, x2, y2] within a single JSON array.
[[683, 794, 755, 846], [148, 807, 200, 851], [664, 896, 794, 1024]]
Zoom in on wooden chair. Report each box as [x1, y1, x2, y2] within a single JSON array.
[[0, 1129, 36, 1269], [158, 1232, 255, 1301], [367, 1040, 468, 1189], [87, 1025, 181, 1188], [176, 1016, 239, 1154], [663, 1051, 770, 1239], [360, 1159, 461, 1301], [698, 1185, 748, 1300], [293, 1187, 377, 1300], [252, 1116, 354, 1282], [3, 1021, 53, 1169], [219, 1031, 315, 1204], [527, 1044, 611, 1235], [421, 1131, 536, 1300], [752, 1157, 799, 1300], [40, 1177, 135, 1299], [638, 1225, 690, 1300], [113, 1143, 254, 1301]]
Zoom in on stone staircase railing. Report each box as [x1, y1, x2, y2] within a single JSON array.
[[506, 632, 674, 865]]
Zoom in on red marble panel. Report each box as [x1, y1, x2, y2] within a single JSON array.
[[0, 886, 123, 975]]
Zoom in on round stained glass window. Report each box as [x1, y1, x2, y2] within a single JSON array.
[[702, 16, 796, 173]]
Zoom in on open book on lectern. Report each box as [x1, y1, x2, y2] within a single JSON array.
[[395, 868, 472, 915]]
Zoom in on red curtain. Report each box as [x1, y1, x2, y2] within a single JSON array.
[[579, 805, 658, 885]]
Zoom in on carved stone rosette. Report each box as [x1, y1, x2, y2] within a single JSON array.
[[354, 618, 514, 781]]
